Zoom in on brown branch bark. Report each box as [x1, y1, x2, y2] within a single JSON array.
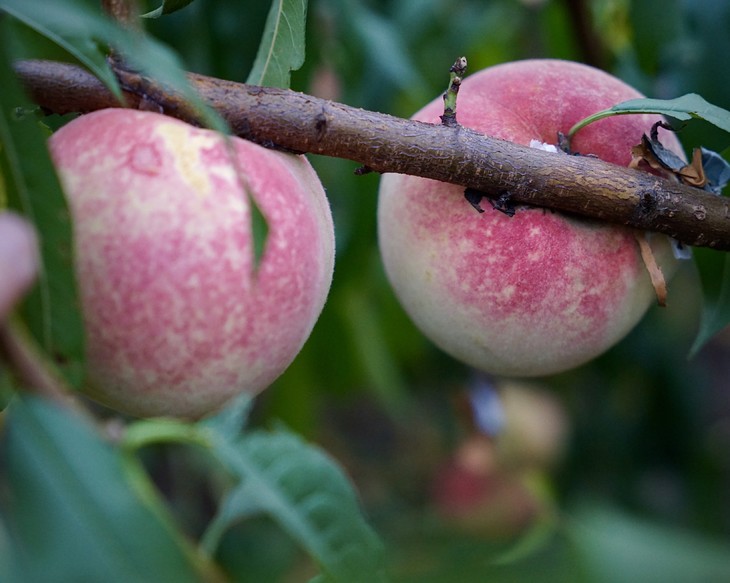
[[14, 59, 730, 251]]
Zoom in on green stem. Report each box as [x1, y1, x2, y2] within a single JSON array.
[[119, 430, 229, 583], [121, 417, 213, 451], [567, 108, 620, 141], [441, 56, 467, 127]]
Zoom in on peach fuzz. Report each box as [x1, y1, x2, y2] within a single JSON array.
[[49, 109, 334, 418], [378, 59, 680, 377]]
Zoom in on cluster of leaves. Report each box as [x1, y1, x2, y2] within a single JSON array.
[[2, 394, 385, 582]]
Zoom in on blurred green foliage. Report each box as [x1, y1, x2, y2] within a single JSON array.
[[148, 0, 730, 578], [2, 0, 730, 581]]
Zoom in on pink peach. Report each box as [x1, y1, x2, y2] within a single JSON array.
[[378, 59, 680, 377], [50, 109, 334, 418], [0, 212, 38, 319]]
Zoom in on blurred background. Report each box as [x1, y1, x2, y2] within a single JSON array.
[[139, 0, 730, 580]]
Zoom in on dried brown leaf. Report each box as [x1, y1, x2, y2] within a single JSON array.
[[634, 232, 668, 307], [677, 147, 707, 188]]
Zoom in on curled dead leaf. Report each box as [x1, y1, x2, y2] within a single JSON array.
[[629, 121, 707, 189], [677, 147, 706, 188]]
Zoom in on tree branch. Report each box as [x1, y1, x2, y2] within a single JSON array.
[[14, 59, 730, 251]]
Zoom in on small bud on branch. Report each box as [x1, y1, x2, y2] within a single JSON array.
[[441, 56, 467, 127]]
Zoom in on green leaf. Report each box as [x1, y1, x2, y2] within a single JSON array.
[[340, 284, 408, 411], [122, 394, 253, 452], [0, 0, 227, 133], [200, 392, 254, 441], [225, 142, 270, 271], [119, 401, 384, 581], [246, 0, 307, 88], [0, 396, 206, 582], [569, 93, 730, 139], [141, 0, 196, 19], [204, 429, 386, 583], [0, 0, 124, 101], [340, 1, 426, 94], [0, 23, 85, 384], [569, 503, 730, 582], [689, 247, 730, 357], [0, 516, 20, 583], [123, 417, 212, 451], [250, 195, 270, 271]]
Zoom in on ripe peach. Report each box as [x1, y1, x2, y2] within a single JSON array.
[[378, 59, 680, 377], [49, 109, 334, 418], [430, 434, 542, 539], [0, 212, 38, 319]]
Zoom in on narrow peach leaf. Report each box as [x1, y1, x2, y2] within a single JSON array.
[[246, 0, 307, 89], [141, 0, 195, 19]]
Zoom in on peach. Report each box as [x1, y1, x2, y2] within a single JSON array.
[[430, 434, 542, 539], [49, 109, 334, 418], [0, 212, 38, 319], [378, 59, 680, 377]]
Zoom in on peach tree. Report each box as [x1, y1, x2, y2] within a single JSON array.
[[1, 0, 730, 581]]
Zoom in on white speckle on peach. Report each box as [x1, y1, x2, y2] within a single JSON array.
[[499, 285, 516, 302]]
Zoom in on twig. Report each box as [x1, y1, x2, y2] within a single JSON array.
[[13, 59, 730, 251], [0, 319, 85, 413], [441, 56, 467, 127]]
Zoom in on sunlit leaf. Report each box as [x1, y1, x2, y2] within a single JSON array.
[[689, 247, 730, 357], [0, 395, 206, 582], [569, 93, 730, 139], [246, 0, 307, 88], [204, 428, 386, 583], [141, 0, 196, 19], [0, 23, 85, 384]]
